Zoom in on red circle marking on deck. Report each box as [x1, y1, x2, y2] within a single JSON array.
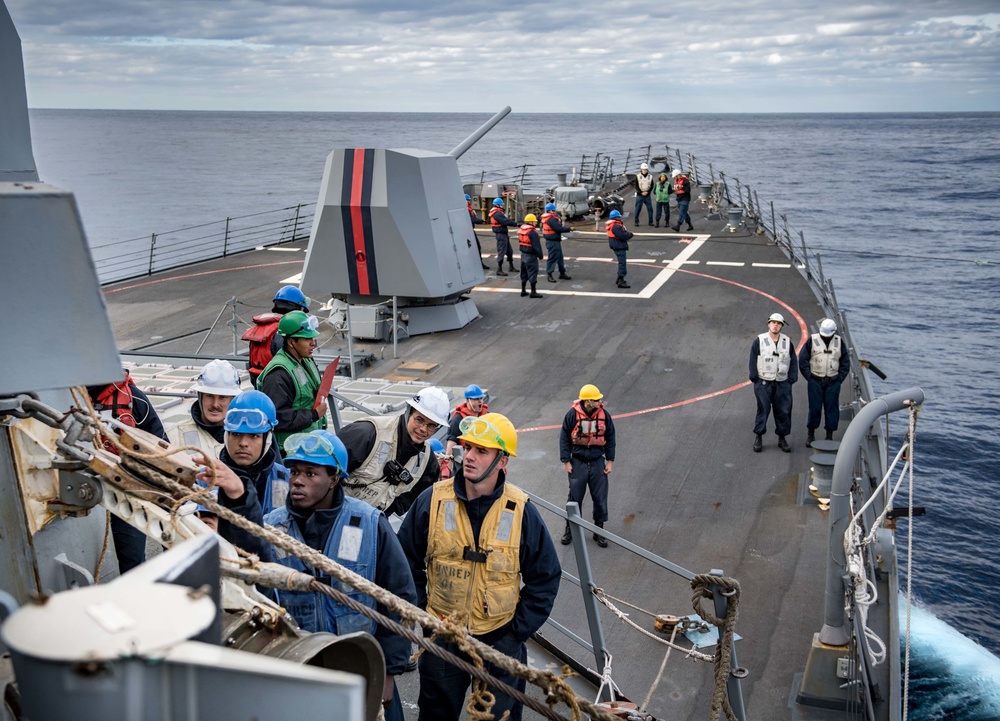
[[519, 267, 808, 433], [103, 260, 304, 294]]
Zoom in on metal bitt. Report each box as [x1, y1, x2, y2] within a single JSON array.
[[724, 207, 744, 232], [565, 502, 611, 697], [819, 387, 925, 646], [447, 106, 512, 159]]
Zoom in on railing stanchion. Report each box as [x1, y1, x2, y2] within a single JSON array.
[[566, 501, 611, 699], [148, 233, 156, 275]]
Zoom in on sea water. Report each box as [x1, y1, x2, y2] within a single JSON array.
[[28, 110, 1000, 718]]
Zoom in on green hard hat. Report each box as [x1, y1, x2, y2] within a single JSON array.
[[278, 310, 320, 339]]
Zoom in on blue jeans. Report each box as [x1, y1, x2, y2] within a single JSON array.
[[807, 378, 842, 431], [655, 201, 671, 225], [676, 199, 691, 228], [613, 249, 628, 278], [417, 631, 527, 721], [633, 193, 653, 223], [545, 240, 566, 274]]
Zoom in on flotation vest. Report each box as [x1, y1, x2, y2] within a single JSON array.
[[425, 480, 527, 635], [467, 203, 477, 219], [636, 172, 654, 193], [340, 414, 432, 511], [570, 400, 607, 447], [452, 401, 489, 421], [489, 206, 507, 230], [260, 462, 291, 517], [241, 313, 282, 381], [541, 212, 561, 238], [92, 371, 136, 454], [518, 225, 535, 249], [256, 349, 324, 446], [809, 334, 842, 378], [756, 333, 792, 381], [265, 499, 379, 635], [673, 175, 689, 196], [166, 415, 223, 458], [606, 218, 624, 238]]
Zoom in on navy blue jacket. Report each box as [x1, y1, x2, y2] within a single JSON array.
[[271, 485, 417, 675], [608, 223, 632, 251], [397, 471, 561, 645], [798, 335, 850, 384], [129, 385, 167, 440], [216, 472, 276, 563], [490, 209, 518, 234], [748, 335, 799, 384], [541, 215, 572, 241], [559, 405, 616, 463]]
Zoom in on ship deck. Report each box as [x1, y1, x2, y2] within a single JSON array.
[[103, 198, 843, 720]]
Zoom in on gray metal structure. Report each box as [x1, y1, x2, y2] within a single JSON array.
[[300, 110, 512, 337], [0, 1, 36, 183]]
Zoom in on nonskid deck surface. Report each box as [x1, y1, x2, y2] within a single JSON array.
[[104, 201, 833, 719]]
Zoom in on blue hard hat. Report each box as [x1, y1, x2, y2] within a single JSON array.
[[464, 384, 485, 399], [283, 429, 348, 478], [274, 285, 308, 310], [464, 194, 472, 201], [545, 203, 556, 212], [609, 210, 622, 219], [428, 438, 445, 454], [492, 198, 504, 207], [224, 390, 277, 433]]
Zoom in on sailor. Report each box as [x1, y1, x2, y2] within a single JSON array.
[[445, 384, 489, 457], [87, 370, 168, 573], [466, 194, 490, 270], [263, 430, 416, 721], [167, 359, 242, 457], [397, 413, 561, 721], [559, 384, 617, 548], [606, 209, 633, 289], [429, 437, 452, 479], [670, 169, 695, 232], [541, 202, 573, 282], [488, 197, 519, 276], [749, 312, 798, 453], [517, 213, 545, 299], [653, 171, 672, 228], [799, 318, 850, 446], [257, 310, 328, 448], [242, 285, 310, 386], [633, 162, 655, 226], [337, 387, 447, 517]]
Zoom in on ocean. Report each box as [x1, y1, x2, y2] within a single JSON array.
[[28, 109, 1000, 718]]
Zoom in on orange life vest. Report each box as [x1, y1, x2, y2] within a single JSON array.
[[606, 219, 624, 238], [541, 212, 561, 237], [673, 175, 688, 195], [570, 400, 607, 447], [452, 401, 489, 420], [241, 312, 282, 380], [518, 225, 535, 249], [92, 371, 136, 454], [489, 206, 506, 229]]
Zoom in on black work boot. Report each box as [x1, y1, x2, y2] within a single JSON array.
[[671, 224, 680, 232], [559, 272, 572, 280], [560, 522, 572, 545], [594, 522, 608, 548], [617, 277, 631, 289], [496, 266, 508, 277], [753, 434, 763, 452], [806, 429, 816, 447], [529, 283, 543, 298], [520, 282, 528, 297], [825, 429, 834, 441], [547, 273, 556, 283], [686, 223, 694, 231], [778, 436, 791, 453], [508, 259, 517, 272]]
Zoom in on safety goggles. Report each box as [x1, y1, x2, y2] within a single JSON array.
[[198, 364, 240, 387], [284, 432, 337, 457], [224, 407, 273, 432], [458, 416, 508, 455], [300, 315, 320, 333]]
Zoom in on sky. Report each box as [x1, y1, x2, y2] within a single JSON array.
[[6, 0, 1000, 113]]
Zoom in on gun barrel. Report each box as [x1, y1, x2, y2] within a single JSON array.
[[447, 106, 512, 159]]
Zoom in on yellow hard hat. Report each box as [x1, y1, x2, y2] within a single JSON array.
[[458, 412, 518, 457], [524, 213, 538, 223], [579, 384, 603, 401]]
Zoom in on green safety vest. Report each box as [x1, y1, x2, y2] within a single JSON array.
[[258, 349, 325, 446]]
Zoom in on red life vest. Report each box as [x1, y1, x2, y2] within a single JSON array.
[[541, 212, 561, 237], [518, 225, 535, 249], [452, 401, 489, 420], [673, 175, 688, 195], [92, 371, 137, 454], [570, 400, 607, 447], [241, 312, 282, 379], [467, 203, 476, 218], [489, 206, 505, 229], [606, 219, 623, 238]]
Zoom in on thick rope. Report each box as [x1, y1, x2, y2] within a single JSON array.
[[690, 574, 741, 721]]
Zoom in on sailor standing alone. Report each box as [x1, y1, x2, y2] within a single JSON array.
[[748, 312, 798, 453]]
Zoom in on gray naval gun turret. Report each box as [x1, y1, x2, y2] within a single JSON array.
[[300, 108, 511, 340]]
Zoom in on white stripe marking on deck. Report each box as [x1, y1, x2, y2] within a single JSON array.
[[752, 262, 792, 268], [635, 236, 708, 299], [262, 246, 302, 252], [706, 261, 745, 267], [281, 272, 303, 284]]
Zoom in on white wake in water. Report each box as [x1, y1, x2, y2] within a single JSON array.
[[903, 602, 1000, 720]]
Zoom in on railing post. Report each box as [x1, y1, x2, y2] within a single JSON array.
[[710, 568, 747, 721], [223, 217, 231, 256], [800, 231, 811, 278], [292, 204, 301, 242], [770, 201, 777, 242], [148, 233, 157, 275], [565, 502, 611, 698]]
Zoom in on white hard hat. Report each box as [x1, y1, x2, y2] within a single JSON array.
[[640, 162, 649, 170], [191, 359, 242, 396], [768, 312, 786, 325], [671, 169, 681, 178], [819, 318, 837, 337], [405, 387, 450, 427]]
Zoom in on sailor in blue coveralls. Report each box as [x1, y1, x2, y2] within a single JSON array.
[[264, 430, 416, 721]]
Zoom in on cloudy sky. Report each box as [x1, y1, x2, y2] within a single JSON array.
[[7, 0, 1000, 112]]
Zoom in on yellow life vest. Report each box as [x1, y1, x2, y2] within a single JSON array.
[[425, 479, 526, 635]]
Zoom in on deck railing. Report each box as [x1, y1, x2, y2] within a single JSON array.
[[94, 203, 315, 285]]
